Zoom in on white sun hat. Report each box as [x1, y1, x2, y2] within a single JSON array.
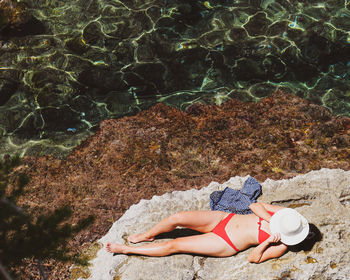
[[270, 208, 309, 245]]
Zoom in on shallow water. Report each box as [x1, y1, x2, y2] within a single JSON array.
[[0, 0, 349, 157]]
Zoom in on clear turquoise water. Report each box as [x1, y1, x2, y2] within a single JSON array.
[[0, 0, 349, 157]]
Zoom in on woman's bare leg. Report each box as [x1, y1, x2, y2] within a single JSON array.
[[127, 211, 226, 243], [107, 232, 235, 257]]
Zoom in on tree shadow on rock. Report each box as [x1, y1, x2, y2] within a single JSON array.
[[0, 154, 94, 279]]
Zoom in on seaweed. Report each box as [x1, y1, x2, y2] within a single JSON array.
[[0, 155, 94, 279]]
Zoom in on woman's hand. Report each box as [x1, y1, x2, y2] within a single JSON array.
[[247, 232, 287, 263], [267, 233, 281, 244]]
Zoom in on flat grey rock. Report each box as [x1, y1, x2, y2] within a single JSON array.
[[79, 168, 350, 280]]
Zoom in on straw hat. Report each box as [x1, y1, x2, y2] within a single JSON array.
[[270, 208, 309, 245]]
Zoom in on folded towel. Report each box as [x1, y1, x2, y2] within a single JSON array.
[[210, 177, 262, 214]]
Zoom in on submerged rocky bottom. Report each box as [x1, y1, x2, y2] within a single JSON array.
[[11, 91, 350, 279], [1, 0, 350, 160]]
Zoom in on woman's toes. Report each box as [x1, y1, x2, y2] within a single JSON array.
[[105, 243, 124, 254], [127, 233, 154, 243], [105, 242, 112, 252], [127, 234, 142, 243]]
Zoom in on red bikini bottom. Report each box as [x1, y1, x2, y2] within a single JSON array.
[[212, 213, 240, 252]]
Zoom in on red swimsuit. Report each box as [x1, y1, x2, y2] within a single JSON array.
[[212, 213, 239, 251], [212, 211, 275, 251], [257, 211, 275, 243]]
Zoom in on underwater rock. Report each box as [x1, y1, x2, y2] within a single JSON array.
[[228, 27, 248, 42], [0, 68, 21, 81], [250, 83, 276, 98], [198, 30, 225, 47], [0, 0, 45, 38], [0, 103, 34, 135], [244, 12, 271, 36], [39, 106, 80, 130], [330, 9, 350, 30], [84, 169, 350, 280], [280, 46, 319, 81], [0, 16, 46, 38], [77, 67, 126, 92], [82, 22, 104, 47], [0, 80, 17, 106], [264, 55, 287, 81], [31, 68, 66, 89], [233, 58, 266, 81], [132, 63, 166, 90], [0, 0, 349, 150], [0, 0, 29, 32], [267, 21, 289, 36], [65, 36, 89, 55], [298, 33, 335, 72]]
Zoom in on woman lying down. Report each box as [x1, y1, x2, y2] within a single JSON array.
[[106, 202, 309, 263]]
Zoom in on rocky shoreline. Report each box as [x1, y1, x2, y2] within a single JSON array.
[[12, 91, 350, 279], [81, 169, 350, 280]]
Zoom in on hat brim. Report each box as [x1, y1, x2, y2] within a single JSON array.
[[270, 208, 309, 246]]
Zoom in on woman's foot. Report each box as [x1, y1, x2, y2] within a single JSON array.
[[127, 233, 154, 243], [106, 242, 127, 254]]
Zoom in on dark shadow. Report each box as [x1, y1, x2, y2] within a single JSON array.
[[113, 228, 204, 257], [0, 16, 46, 38], [288, 223, 322, 252], [155, 228, 203, 240], [112, 225, 322, 258]]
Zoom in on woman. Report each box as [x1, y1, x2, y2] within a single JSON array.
[[106, 202, 309, 263]]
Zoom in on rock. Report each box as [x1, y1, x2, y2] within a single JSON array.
[[244, 12, 271, 36], [77, 67, 125, 92], [0, 0, 45, 38], [82, 22, 104, 47], [65, 36, 89, 55], [81, 169, 350, 280], [39, 106, 82, 132], [233, 58, 266, 81], [267, 21, 289, 36], [250, 83, 277, 99], [0, 79, 17, 106], [228, 27, 248, 42], [0, 16, 46, 38], [0, 0, 29, 32]]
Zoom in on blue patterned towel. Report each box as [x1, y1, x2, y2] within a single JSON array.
[[210, 177, 262, 214]]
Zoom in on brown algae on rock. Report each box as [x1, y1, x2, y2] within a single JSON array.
[[70, 242, 103, 280], [272, 263, 281, 270], [315, 246, 324, 254], [330, 261, 337, 269], [305, 256, 317, 264], [273, 270, 292, 280], [287, 202, 311, 208], [70, 266, 90, 280]]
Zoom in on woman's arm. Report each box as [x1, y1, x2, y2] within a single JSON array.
[[249, 202, 286, 222], [247, 233, 288, 263]]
